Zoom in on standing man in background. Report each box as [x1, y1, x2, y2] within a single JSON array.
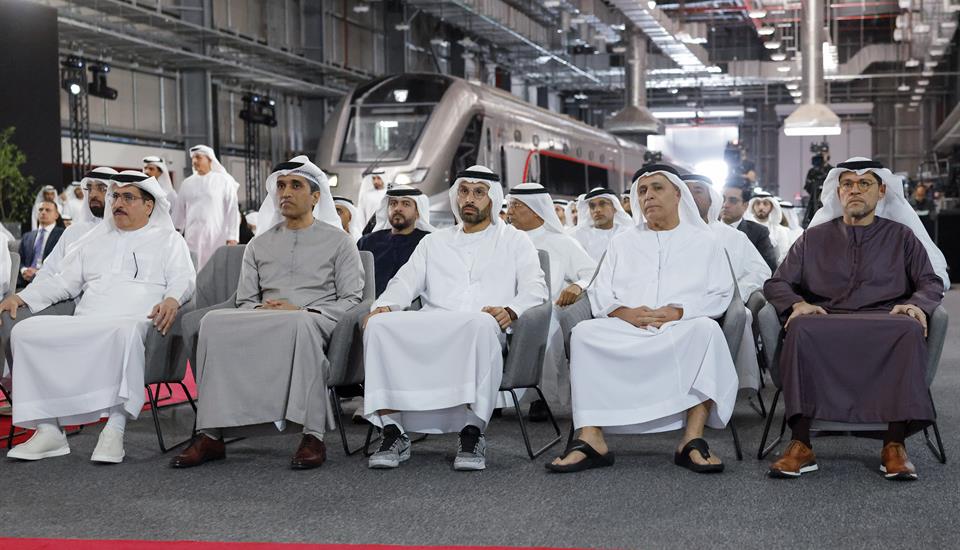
[[173, 145, 240, 269]]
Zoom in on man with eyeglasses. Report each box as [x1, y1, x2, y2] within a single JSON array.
[[764, 158, 947, 481], [362, 165, 547, 471], [721, 184, 778, 272], [1, 170, 195, 464], [1, 167, 117, 380], [173, 145, 240, 270]]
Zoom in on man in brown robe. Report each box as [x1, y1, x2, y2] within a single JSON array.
[[764, 158, 946, 481]]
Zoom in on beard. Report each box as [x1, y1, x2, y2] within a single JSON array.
[[390, 213, 413, 231], [459, 204, 490, 224], [90, 204, 105, 218], [754, 210, 769, 221]]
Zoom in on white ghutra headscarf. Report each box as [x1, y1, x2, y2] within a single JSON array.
[[576, 187, 633, 230], [508, 183, 566, 234], [372, 185, 437, 233], [447, 165, 504, 226], [629, 164, 710, 233], [255, 155, 340, 235]]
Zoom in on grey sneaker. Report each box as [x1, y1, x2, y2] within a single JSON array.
[[368, 424, 411, 469], [453, 425, 486, 471]]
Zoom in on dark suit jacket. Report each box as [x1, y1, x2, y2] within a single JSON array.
[[736, 219, 778, 272], [17, 226, 64, 288]]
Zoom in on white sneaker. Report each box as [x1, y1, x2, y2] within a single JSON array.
[[90, 426, 125, 464], [7, 426, 70, 461]]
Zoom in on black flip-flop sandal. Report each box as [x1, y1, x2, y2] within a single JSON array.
[[674, 438, 724, 473], [545, 438, 615, 473]]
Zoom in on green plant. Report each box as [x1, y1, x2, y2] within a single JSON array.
[[0, 126, 35, 225]]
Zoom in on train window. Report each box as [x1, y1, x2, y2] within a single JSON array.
[[587, 165, 609, 189], [486, 128, 492, 152], [514, 129, 522, 142], [588, 150, 594, 161], [576, 146, 582, 157], [350, 74, 452, 104], [562, 143, 569, 155], [599, 153, 605, 163], [340, 104, 432, 163], [500, 147, 508, 188], [447, 113, 484, 185], [539, 154, 588, 196], [532, 134, 540, 147]]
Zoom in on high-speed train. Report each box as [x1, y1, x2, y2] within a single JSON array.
[[316, 73, 651, 225]]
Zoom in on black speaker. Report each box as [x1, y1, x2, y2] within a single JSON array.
[[0, 1, 61, 193]]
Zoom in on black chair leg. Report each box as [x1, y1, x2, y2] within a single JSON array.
[[146, 383, 194, 453], [923, 391, 947, 464], [509, 387, 561, 459], [330, 387, 369, 456], [757, 388, 785, 459], [728, 418, 743, 461], [0, 383, 23, 449], [748, 390, 767, 418]]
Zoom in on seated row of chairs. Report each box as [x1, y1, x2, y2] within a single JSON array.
[[1, 242, 948, 465]]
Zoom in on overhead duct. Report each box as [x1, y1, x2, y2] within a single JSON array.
[[608, 0, 716, 74], [783, 0, 841, 136], [605, 31, 662, 136]]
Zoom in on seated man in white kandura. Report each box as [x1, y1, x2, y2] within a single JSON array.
[[547, 164, 739, 474], [362, 165, 547, 471], [1, 171, 195, 464], [171, 156, 363, 470]]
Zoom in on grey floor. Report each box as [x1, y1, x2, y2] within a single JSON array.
[[3, 293, 960, 549]]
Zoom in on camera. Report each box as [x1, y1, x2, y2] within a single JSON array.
[[809, 142, 829, 154], [644, 150, 663, 164]]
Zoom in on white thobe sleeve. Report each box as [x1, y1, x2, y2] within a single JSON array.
[[565, 238, 597, 290], [588, 241, 627, 318], [373, 238, 428, 311], [163, 235, 197, 305], [235, 243, 262, 309], [680, 245, 734, 320], [735, 232, 771, 301], [506, 233, 548, 318], [18, 248, 86, 313], [223, 180, 240, 242]]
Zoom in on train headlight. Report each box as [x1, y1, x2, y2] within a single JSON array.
[[394, 167, 429, 185], [326, 173, 339, 187]]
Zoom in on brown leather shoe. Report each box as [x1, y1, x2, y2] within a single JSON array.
[[768, 440, 818, 478], [169, 435, 226, 468], [290, 434, 326, 470], [881, 442, 918, 481]]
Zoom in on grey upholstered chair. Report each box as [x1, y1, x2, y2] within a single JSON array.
[[756, 302, 948, 463]]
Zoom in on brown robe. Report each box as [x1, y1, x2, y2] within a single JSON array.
[[764, 217, 943, 427]]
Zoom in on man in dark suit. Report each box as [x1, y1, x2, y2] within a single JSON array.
[[18, 200, 64, 288], [721, 185, 778, 272]]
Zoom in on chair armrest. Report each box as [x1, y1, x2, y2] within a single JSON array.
[[757, 302, 784, 387], [501, 300, 551, 390], [181, 293, 238, 375], [558, 296, 593, 360], [326, 300, 373, 387], [925, 305, 949, 387], [719, 301, 745, 360]]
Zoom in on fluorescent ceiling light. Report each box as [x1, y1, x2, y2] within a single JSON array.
[[786, 82, 799, 90], [925, 60, 938, 68], [915, 87, 926, 93], [352, 3, 370, 13], [911, 95, 922, 101], [648, 1, 657, 9], [913, 23, 931, 34], [897, 84, 910, 92], [764, 40, 782, 50], [793, 98, 802, 104], [918, 79, 930, 86], [905, 58, 920, 67], [770, 52, 787, 61], [748, 9, 767, 18], [790, 90, 802, 97], [543, 0, 561, 7], [922, 70, 934, 77], [783, 102, 842, 136], [757, 26, 776, 36], [930, 48, 945, 57], [777, 65, 791, 72]]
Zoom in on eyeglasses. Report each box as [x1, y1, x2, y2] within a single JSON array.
[[111, 192, 144, 204], [839, 179, 879, 192]]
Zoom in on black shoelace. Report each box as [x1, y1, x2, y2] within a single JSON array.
[[379, 425, 402, 452]]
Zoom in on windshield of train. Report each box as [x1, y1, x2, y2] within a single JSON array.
[[340, 75, 451, 163]]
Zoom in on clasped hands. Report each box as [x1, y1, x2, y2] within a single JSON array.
[[610, 305, 682, 329]]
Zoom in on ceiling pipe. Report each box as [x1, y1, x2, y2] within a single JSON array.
[[783, 0, 841, 136], [605, 30, 663, 137]]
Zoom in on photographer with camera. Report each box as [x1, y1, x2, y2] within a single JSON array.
[[802, 142, 833, 227]]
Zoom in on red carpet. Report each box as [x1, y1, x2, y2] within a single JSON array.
[[0, 539, 591, 550], [0, 368, 197, 447]]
